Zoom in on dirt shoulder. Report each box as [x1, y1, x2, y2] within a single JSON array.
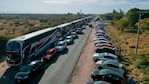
[[0, 61, 9, 77], [68, 24, 96, 84]]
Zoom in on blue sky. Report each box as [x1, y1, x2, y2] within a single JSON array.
[[0, 0, 149, 14]]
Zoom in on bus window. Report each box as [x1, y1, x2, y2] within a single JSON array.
[[7, 41, 21, 51]]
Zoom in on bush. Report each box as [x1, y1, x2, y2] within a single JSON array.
[[132, 54, 149, 83], [0, 36, 10, 55]]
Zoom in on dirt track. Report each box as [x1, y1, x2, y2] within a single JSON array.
[[68, 23, 96, 84]]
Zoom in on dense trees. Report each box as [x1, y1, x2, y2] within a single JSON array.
[[111, 8, 149, 32]]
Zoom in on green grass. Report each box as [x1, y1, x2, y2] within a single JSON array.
[[131, 54, 149, 83]]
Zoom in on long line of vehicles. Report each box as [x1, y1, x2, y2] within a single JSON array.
[[87, 21, 135, 84], [6, 16, 93, 67], [5, 16, 94, 83]]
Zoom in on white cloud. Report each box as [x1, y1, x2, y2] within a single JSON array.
[[43, 0, 96, 4], [43, 0, 129, 5]]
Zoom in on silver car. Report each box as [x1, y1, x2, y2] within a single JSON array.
[[55, 41, 67, 51]]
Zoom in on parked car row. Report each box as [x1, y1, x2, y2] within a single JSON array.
[[14, 24, 90, 83], [88, 22, 134, 84]]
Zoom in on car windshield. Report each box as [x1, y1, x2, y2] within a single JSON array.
[[17, 72, 28, 76], [106, 64, 119, 69], [104, 56, 115, 60], [57, 43, 64, 46], [105, 74, 122, 83], [20, 65, 33, 72]]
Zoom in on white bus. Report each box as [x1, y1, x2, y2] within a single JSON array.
[[6, 27, 58, 66]]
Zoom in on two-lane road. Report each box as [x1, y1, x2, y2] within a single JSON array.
[[39, 27, 92, 84]]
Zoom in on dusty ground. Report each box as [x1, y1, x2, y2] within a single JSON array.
[[68, 23, 96, 84], [0, 61, 8, 77]]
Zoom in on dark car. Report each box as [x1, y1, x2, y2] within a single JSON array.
[[91, 69, 126, 84], [96, 60, 125, 75], [15, 60, 44, 83], [95, 46, 116, 54], [94, 40, 111, 45], [42, 48, 57, 61]]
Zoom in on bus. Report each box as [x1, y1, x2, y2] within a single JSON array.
[[6, 27, 58, 66]]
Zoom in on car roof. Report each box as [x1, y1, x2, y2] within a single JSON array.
[[29, 60, 42, 65], [96, 46, 116, 50], [102, 60, 120, 66], [66, 36, 72, 38], [93, 53, 118, 58], [94, 81, 112, 84]]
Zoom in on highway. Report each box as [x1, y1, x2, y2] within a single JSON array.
[[38, 27, 92, 84], [0, 25, 92, 84]]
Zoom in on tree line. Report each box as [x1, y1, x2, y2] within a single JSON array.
[[103, 8, 149, 33]]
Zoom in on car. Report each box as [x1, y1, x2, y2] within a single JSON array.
[[76, 28, 83, 34], [42, 48, 57, 61], [93, 81, 112, 84], [65, 35, 73, 44], [95, 46, 116, 54], [82, 25, 86, 29], [71, 32, 78, 39], [94, 40, 111, 46], [84, 80, 112, 84], [95, 43, 112, 47], [95, 32, 108, 37], [96, 36, 111, 40], [55, 41, 67, 51], [91, 69, 126, 84], [93, 37, 110, 42], [15, 60, 44, 83], [93, 52, 118, 62], [96, 60, 125, 75]]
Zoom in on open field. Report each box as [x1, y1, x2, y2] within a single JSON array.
[[0, 14, 87, 38]]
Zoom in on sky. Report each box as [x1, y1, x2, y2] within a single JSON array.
[[0, 0, 149, 14]]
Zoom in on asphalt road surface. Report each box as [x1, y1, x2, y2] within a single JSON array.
[[39, 27, 92, 84], [0, 26, 92, 84]]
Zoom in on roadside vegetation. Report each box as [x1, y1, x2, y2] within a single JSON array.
[[103, 8, 149, 83], [0, 14, 87, 60]]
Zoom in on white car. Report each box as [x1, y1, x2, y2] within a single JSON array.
[[71, 32, 78, 39], [65, 36, 73, 44], [93, 52, 118, 62], [55, 41, 67, 51]]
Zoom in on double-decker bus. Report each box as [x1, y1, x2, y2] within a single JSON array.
[[6, 27, 58, 66]]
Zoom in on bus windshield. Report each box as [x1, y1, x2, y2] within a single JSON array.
[[6, 41, 21, 65]]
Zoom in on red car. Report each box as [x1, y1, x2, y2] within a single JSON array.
[[95, 43, 112, 47], [42, 48, 57, 61]]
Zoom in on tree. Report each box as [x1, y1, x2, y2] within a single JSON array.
[[126, 8, 140, 27], [0, 36, 9, 55], [115, 17, 129, 31], [113, 9, 123, 22]]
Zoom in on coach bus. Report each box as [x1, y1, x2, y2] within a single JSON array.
[[6, 27, 58, 66]]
